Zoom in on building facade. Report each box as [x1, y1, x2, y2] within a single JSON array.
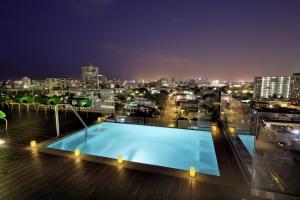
[[290, 73, 300, 100], [254, 73, 300, 99], [46, 77, 72, 90], [81, 64, 99, 89], [21, 76, 31, 89], [254, 76, 291, 99]]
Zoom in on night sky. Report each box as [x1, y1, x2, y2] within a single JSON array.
[[1, 0, 300, 81]]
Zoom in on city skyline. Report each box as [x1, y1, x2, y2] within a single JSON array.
[[1, 0, 300, 81]]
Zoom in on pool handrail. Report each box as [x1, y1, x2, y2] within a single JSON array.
[[54, 104, 88, 139]]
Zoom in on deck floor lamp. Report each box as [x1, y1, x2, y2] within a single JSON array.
[[0, 110, 7, 131]]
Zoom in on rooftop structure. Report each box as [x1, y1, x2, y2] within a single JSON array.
[[0, 107, 250, 199]]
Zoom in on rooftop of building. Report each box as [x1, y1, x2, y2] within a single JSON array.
[[0, 108, 252, 200]]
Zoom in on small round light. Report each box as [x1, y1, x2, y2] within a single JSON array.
[[189, 166, 196, 177], [74, 148, 80, 157], [30, 140, 37, 148], [211, 125, 218, 132], [117, 154, 123, 164]]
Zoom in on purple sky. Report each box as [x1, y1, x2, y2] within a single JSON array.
[[1, 0, 300, 81]]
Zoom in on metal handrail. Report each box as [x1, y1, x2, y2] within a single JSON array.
[[0, 118, 7, 131], [54, 104, 88, 139]]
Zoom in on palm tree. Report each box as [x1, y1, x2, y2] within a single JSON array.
[[0, 110, 7, 131]]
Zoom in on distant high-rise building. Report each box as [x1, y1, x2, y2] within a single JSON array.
[[81, 64, 99, 89], [254, 76, 292, 99], [31, 80, 47, 90], [290, 73, 300, 100], [21, 76, 31, 89], [46, 77, 72, 90], [99, 74, 107, 84], [99, 89, 115, 113]]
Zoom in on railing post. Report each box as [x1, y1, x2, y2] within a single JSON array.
[[54, 104, 88, 139], [4, 118, 7, 131], [55, 105, 60, 137]]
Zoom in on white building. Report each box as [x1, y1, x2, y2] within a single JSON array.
[[81, 64, 99, 89], [211, 80, 227, 87], [31, 80, 47, 90], [99, 89, 115, 113], [254, 76, 291, 99], [21, 76, 31, 89], [46, 77, 72, 90]]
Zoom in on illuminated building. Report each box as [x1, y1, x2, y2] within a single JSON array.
[[290, 73, 300, 100], [21, 76, 31, 89], [253, 76, 291, 99], [81, 64, 99, 89], [46, 77, 72, 90]]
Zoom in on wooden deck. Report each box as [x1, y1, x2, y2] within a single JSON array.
[[0, 109, 254, 199]]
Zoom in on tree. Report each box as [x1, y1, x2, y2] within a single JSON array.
[[115, 103, 125, 113]]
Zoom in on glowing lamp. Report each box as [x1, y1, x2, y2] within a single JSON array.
[[117, 154, 123, 164], [189, 166, 196, 177], [211, 125, 217, 132], [168, 124, 174, 128], [74, 148, 80, 157], [30, 140, 37, 148], [0, 139, 5, 145], [228, 127, 235, 134], [97, 117, 102, 122]]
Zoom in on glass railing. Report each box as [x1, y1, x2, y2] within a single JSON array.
[[220, 92, 300, 198]]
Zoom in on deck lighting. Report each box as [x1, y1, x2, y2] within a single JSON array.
[[189, 166, 196, 177], [168, 124, 175, 128], [30, 140, 37, 148], [0, 139, 5, 145], [211, 125, 217, 132], [228, 127, 235, 134], [74, 148, 80, 157], [117, 154, 123, 164]]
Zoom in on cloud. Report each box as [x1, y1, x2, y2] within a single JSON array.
[[69, 0, 114, 16], [92, 42, 199, 65]]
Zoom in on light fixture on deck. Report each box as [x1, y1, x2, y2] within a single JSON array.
[[228, 127, 236, 135], [117, 154, 123, 164], [211, 125, 218, 132], [168, 123, 175, 128], [74, 148, 80, 157], [189, 166, 196, 177], [30, 140, 37, 148]]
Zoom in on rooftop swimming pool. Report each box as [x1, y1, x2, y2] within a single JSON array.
[[238, 134, 255, 156], [47, 122, 220, 176]]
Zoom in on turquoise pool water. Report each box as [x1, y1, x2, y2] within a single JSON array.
[[238, 134, 255, 156], [47, 122, 220, 176]]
